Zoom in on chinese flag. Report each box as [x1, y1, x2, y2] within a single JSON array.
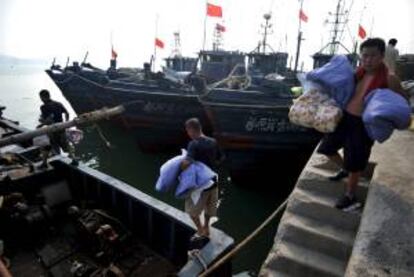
[[358, 24, 367, 39], [216, 23, 226, 32], [155, 38, 164, 49], [207, 3, 222, 17], [299, 9, 308, 22], [111, 46, 118, 59]]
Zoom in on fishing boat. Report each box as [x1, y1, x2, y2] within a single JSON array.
[[0, 112, 234, 276], [199, 14, 321, 183], [46, 55, 211, 152], [0, 154, 234, 276]]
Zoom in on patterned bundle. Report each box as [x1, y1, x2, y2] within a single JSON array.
[[289, 89, 342, 133]]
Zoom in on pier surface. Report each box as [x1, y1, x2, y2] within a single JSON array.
[[260, 130, 414, 277]]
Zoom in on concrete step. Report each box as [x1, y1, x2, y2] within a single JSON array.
[[289, 188, 362, 231], [309, 157, 376, 180], [282, 211, 355, 260], [297, 170, 369, 202], [268, 241, 346, 277]]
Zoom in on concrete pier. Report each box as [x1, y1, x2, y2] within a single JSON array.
[[260, 130, 414, 277], [345, 130, 414, 277]]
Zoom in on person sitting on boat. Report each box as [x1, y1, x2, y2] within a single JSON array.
[[37, 89, 77, 168], [317, 38, 407, 210], [181, 118, 224, 237]]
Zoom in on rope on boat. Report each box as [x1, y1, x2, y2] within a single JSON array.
[[189, 250, 208, 270], [208, 63, 251, 91], [92, 124, 111, 149], [198, 198, 289, 277]]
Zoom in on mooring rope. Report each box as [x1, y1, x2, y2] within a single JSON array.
[[198, 198, 289, 277]]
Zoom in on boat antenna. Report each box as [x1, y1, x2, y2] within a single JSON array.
[[65, 57, 70, 68], [51, 57, 56, 67], [153, 14, 159, 72], [82, 51, 89, 65], [339, 0, 355, 47], [260, 13, 273, 53], [293, 0, 304, 73], [330, 0, 344, 54], [328, 0, 351, 54], [202, 1, 208, 50], [212, 24, 224, 51], [369, 16, 375, 37], [171, 32, 182, 57], [315, 0, 352, 55]]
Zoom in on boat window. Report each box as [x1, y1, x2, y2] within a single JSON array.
[[210, 55, 223, 62]]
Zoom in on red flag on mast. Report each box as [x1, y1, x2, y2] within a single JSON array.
[[155, 38, 164, 49], [299, 9, 308, 22], [216, 23, 226, 32], [111, 46, 118, 59], [358, 24, 367, 39], [207, 3, 222, 17]]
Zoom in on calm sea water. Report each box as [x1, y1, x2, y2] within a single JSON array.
[[0, 64, 295, 275]]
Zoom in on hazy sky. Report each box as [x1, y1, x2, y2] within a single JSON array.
[[1, 0, 413, 70]]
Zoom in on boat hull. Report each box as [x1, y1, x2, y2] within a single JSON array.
[[202, 98, 321, 183], [46, 70, 211, 152]]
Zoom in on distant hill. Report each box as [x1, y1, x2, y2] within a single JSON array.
[[0, 54, 48, 66]]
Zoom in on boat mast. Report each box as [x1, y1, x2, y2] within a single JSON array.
[[315, 0, 351, 56], [329, 0, 345, 54], [322, 0, 352, 55], [203, 0, 208, 50], [293, 0, 304, 73], [153, 14, 159, 71], [212, 25, 223, 51], [171, 32, 182, 57], [261, 13, 272, 54]]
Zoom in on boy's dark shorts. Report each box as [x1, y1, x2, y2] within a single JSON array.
[[317, 111, 374, 172]]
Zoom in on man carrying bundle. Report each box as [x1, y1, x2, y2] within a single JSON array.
[[181, 118, 224, 237], [317, 38, 407, 210]]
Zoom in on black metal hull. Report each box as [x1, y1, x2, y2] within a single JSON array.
[[200, 91, 321, 183], [46, 70, 211, 152]]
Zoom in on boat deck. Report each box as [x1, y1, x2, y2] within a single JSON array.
[[2, 186, 177, 277]]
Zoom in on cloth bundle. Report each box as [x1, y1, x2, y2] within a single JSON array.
[[289, 88, 342, 133], [289, 55, 356, 133], [363, 89, 411, 142], [155, 149, 217, 203]]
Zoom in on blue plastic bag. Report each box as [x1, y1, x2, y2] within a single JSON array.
[[155, 149, 186, 193], [363, 89, 411, 142], [306, 55, 355, 108], [175, 162, 217, 198]]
